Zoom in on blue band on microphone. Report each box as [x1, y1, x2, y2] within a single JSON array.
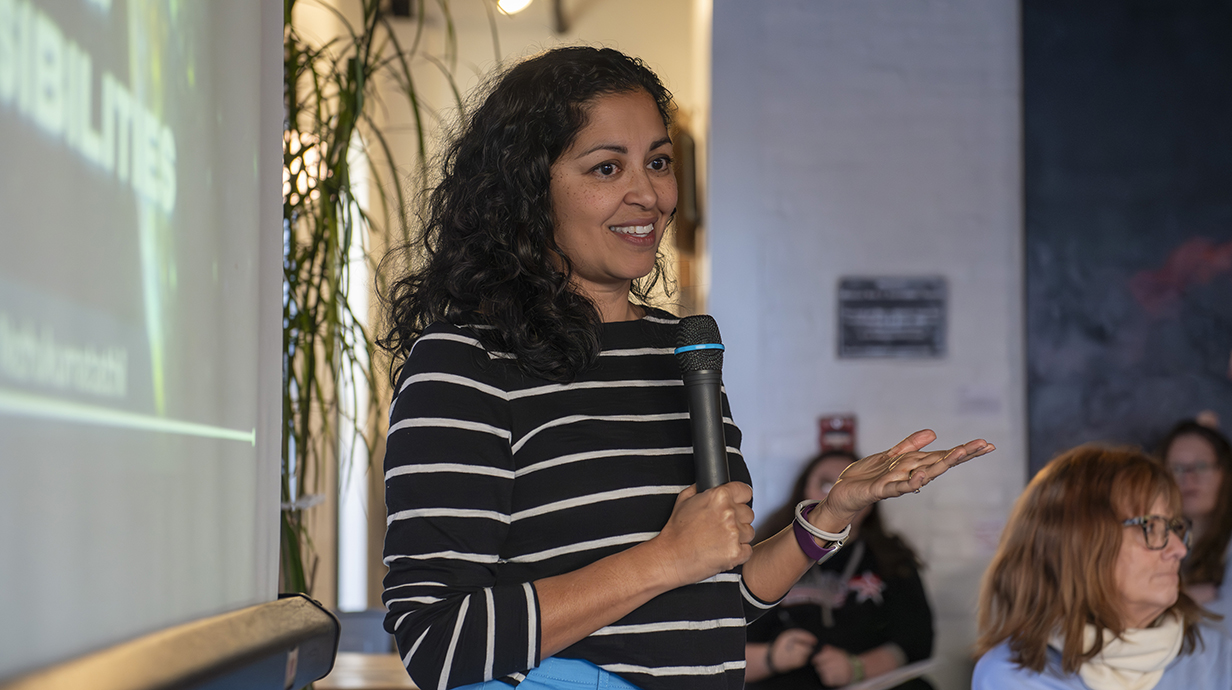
[[674, 343, 725, 355]]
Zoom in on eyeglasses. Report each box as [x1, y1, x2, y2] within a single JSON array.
[[1121, 515, 1191, 550], [1169, 461, 1216, 479]]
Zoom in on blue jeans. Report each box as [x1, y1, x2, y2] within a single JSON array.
[[453, 657, 642, 690]]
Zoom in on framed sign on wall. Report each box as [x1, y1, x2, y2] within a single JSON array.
[[838, 276, 947, 359]]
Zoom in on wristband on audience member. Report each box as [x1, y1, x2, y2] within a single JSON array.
[[848, 652, 865, 683], [765, 640, 782, 675], [792, 499, 850, 562]]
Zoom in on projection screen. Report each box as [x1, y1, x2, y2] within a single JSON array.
[[0, 0, 282, 679]]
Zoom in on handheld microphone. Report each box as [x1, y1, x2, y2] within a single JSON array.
[[675, 315, 730, 492]]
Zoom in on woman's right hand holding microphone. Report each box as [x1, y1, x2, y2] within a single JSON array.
[[647, 481, 756, 589]]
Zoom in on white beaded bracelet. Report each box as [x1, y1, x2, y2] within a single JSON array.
[[793, 499, 852, 542]]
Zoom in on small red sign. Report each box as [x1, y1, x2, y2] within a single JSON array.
[[818, 415, 857, 454]]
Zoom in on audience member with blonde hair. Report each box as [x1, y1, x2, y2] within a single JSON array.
[[973, 445, 1232, 689]]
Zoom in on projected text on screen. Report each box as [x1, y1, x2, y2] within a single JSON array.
[[0, 0, 274, 679], [0, 0, 176, 213]]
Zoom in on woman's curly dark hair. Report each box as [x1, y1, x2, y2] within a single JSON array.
[[378, 46, 675, 384]]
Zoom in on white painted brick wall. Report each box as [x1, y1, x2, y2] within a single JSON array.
[[709, 2, 1024, 687]]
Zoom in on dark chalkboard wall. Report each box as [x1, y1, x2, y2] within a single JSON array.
[[1025, 0, 1232, 474]]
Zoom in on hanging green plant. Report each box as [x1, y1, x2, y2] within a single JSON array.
[[281, 0, 493, 597]]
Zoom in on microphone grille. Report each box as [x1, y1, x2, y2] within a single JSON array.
[[675, 314, 724, 373]]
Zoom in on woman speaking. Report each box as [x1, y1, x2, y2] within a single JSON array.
[[378, 46, 992, 690]]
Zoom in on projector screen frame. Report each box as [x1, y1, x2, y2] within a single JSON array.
[[0, 594, 340, 690]]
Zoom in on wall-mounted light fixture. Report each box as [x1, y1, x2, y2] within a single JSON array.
[[498, 0, 533, 14], [493, 0, 573, 33], [390, 0, 536, 20]]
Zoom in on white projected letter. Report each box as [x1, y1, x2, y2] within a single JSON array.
[[74, 46, 103, 165], [0, 0, 16, 103], [102, 71, 130, 179], [131, 103, 148, 199], [159, 124, 175, 212], [61, 39, 81, 147], [32, 9, 64, 136]]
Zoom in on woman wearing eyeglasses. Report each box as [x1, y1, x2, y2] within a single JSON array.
[[1160, 420, 1232, 629], [973, 445, 1232, 689]]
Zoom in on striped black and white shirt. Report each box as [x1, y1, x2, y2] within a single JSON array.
[[382, 309, 775, 690]]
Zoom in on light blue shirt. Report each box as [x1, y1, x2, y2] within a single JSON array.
[[972, 624, 1232, 689], [1204, 540, 1232, 636]]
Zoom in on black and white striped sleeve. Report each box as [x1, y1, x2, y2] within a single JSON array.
[[381, 329, 536, 689], [738, 568, 783, 623]]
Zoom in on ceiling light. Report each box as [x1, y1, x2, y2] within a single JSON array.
[[498, 0, 533, 14]]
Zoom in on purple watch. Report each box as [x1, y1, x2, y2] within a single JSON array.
[[792, 500, 850, 562]]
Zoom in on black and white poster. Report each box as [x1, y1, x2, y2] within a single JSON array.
[[838, 276, 946, 358]]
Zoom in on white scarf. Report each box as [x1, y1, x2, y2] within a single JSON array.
[[1048, 614, 1184, 690]]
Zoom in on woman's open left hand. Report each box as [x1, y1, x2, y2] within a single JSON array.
[[819, 430, 995, 528]]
